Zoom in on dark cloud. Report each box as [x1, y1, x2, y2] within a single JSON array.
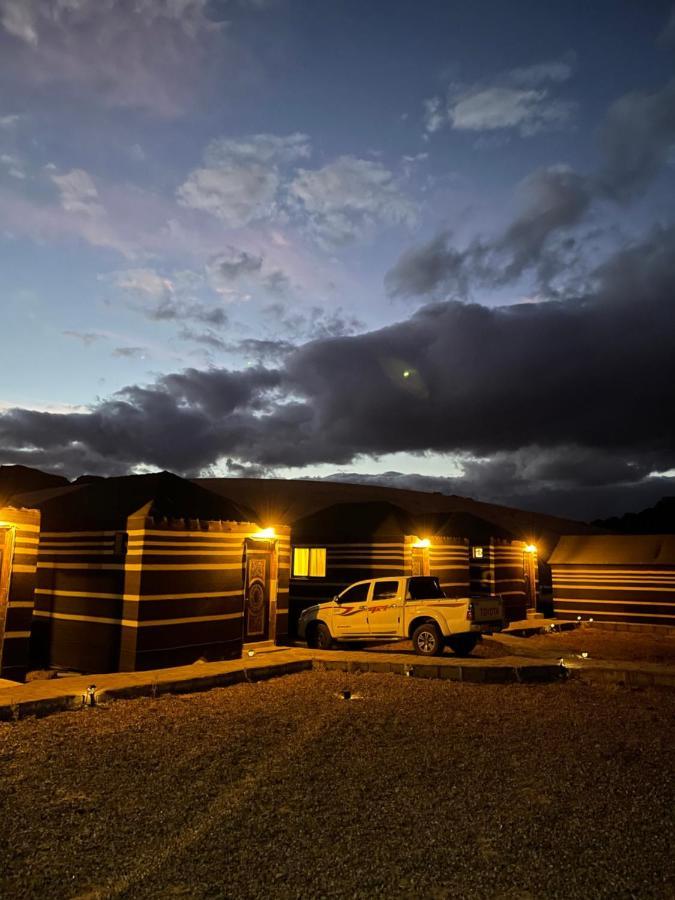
[[386, 165, 593, 298], [0, 367, 283, 475], [385, 231, 473, 299], [390, 79, 675, 299], [177, 328, 227, 351], [316, 465, 674, 522], [147, 298, 228, 326], [597, 80, 675, 201], [1, 226, 674, 517], [495, 166, 593, 283], [112, 346, 147, 359], [222, 457, 271, 478], [210, 248, 263, 281], [263, 269, 291, 295], [231, 338, 296, 362], [206, 248, 292, 299], [263, 302, 364, 341], [660, 8, 675, 45]]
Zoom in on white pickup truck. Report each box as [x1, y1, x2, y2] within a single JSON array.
[[298, 575, 504, 657]]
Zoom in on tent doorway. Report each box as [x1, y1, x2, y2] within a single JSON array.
[[243, 539, 275, 643], [411, 543, 430, 577]]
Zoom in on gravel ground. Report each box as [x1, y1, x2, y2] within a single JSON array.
[[367, 627, 675, 663], [503, 627, 675, 664], [367, 637, 511, 658], [1, 672, 673, 900]]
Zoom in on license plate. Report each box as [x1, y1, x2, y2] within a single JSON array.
[[472, 601, 503, 622]]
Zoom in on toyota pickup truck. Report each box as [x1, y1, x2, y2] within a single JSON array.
[[297, 575, 504, 657]]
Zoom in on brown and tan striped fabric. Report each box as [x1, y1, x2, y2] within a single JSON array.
[[19, 473, 291, 674], [287, 502, 470, 631], [0, 506, 41, 681], [550, 535, 675, 627]]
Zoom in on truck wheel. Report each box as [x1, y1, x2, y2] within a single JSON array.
[[447, 634, 479, 657], [412, 622, 444, 657], [307, 622, 333, 650]]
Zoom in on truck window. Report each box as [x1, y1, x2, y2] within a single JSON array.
[[407, 576, 446, 600], [372, 580, 399, 600], [337, 583, 370, 604]]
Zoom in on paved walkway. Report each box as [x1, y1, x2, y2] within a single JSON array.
[[1, 643, 674, 722]]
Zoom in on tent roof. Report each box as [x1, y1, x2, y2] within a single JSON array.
[[0, 464, 69, 507], [13, 471, 256, 531], [415, 511, 515, 543], [198, 477, 597, 557], [291, 501, 414, 541], [549, 534, 675, 566]]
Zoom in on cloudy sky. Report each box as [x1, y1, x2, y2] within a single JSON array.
[[1, 0, 674, 520]]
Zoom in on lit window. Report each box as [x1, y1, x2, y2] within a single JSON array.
[[472, 546, 484, 559], [293, 547, 326, 577]]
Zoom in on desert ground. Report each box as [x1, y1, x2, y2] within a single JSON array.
[[374, 624, 675, 664], [1, 667, 673, 900]]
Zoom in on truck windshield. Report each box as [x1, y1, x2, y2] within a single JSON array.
[[407, 577, 446, 600]]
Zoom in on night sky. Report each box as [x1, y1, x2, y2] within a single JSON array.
[[1, 0, 674, 520]]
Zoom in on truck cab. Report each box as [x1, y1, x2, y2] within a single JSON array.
[[298, 575, 504, 656]]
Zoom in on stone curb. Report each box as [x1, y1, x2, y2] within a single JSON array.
[[2, 654, 674, 723], [0, 659, 313, 722], [312, 657, 566, 684]]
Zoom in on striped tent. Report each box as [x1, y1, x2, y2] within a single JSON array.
[[15, 472, 291, 674], [287, 501, 470, 631], [0, 505, 41, 681], [549, 534, 675, 627]]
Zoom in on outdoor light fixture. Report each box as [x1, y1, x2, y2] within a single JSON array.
[[254, 527, 275, 539], [83, 685, 96, 707], [525, 544, 537, 553], [413, 537, 430, 548]]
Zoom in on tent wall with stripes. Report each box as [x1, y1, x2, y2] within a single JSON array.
[[287, 502, 470, 632], [0, 506, 41, 681], [549, 534, 675, 628], [16, 473, 290, 674]]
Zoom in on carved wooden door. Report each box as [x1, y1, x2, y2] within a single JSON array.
[[244, 547, 271, 642]]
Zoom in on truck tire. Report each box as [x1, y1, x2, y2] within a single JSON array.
[[447, 633, 479, 657], [412, 621, 444, 657], [307, 622, 333, 650]]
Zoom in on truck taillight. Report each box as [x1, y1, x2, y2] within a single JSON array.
[[467, 601, 473, 620]]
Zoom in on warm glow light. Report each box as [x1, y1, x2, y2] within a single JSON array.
[[524, 543, 537, 553], [413, 537, 431, 548], [403, 370, 411, 378], [254, 527, 276, 539]]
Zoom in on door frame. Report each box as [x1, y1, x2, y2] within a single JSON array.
[[0, 526, 16, 670], [410, 545, 430, 577], [523, 547, 537, 611], [243, 537, 278, 643]]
